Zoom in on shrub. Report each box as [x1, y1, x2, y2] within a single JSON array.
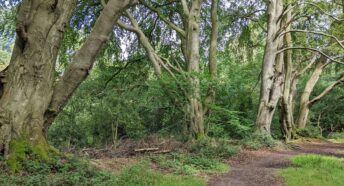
[[190, 138, 239, 159], [327, 132, 344, 139], [242, 133, 277, 149], [296, 125, 322, 138], [0, 156, 117, 185]]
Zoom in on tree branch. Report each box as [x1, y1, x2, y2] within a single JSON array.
[[278, 29, 344, 49], [181, 0, 190, 16], [139, 0, 186, 37], [297, 55, 318, 76], [45, 0, 138, 127], [303, 2, 344, 22], [277, 47, 344, 65], [309, 75, 344, 105]]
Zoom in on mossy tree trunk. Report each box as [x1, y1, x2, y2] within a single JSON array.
[[0, 0, 136, 171], [0, 0, 77, 162]]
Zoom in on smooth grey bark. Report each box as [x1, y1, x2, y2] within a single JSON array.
[[203, 0, 218, 116], [256, 0, 284, 134], [117, 12, 162, 76], [45, 0, 137, 127], [296, 58, 326, 129], [280, 2, 294, 141], [296, 57, 344, 129]]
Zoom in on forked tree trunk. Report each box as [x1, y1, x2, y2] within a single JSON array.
[[0, 0, 136, 170], [0, 0, 77, 163], [125, 0, 215, 139], [297, 72, 344, 129], [256, 0, 284, 134]]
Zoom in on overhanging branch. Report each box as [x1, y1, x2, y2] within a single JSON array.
[[277, 47, 344, 65]]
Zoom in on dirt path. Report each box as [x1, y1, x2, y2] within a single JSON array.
[[208, 141, 344, 186]]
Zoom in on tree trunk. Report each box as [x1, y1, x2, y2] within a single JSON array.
[[203, 0, 218, 117], [45, 0, 136, 127], [0, 0, 77, 170], [296, 58, 326, 129], [185, 0, 204, 139], [0, 0, 136, 171], [280, 2, 294, 141], [256, 0, 284, 135], [133, 0, 205, 139]]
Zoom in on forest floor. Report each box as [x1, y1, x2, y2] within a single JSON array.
[[208, 139, 344, 186]]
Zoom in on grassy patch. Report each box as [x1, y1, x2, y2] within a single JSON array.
[[280, 154, 344, 186], [150, 138, 237, 175], [117, 161, 205, 186], [151, 152, 229, 175]]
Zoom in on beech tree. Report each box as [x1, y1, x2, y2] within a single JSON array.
[[0, 0, 137, 169], [116, 0, 219, 139], [256, 0, 284, 134], [257, 0, 344, 137]]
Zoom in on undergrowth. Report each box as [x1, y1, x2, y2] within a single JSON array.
[[0, 155, 206, 186], [0, 156, 117, 185], [296, 126, 323, 138], [151, 138, 238, 175], [0, 137, 240, 185], [327, 132, 344, 143], [280, 154, 344, 186], [242, 133, 277, 149]]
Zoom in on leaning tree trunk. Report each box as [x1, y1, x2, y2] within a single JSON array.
[[297, 73, 344, 129], [256, 0, 284, 134], [296, 58, 326, 129], [0, 0, 135, 171], [185, 0, 205, 140]]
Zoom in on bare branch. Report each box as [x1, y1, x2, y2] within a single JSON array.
[[139, 0, 186, 37], [181, 0, 190, 16], [298, 55, 318, 76], [117, 20, 139, 34], [278, 29, 344, 49], [309, 75, 344, 105], [277, 47, 344, 65], [303, 2, 344, 22]]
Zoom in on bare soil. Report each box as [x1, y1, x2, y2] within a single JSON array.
[[208, 140, 344, 186]]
